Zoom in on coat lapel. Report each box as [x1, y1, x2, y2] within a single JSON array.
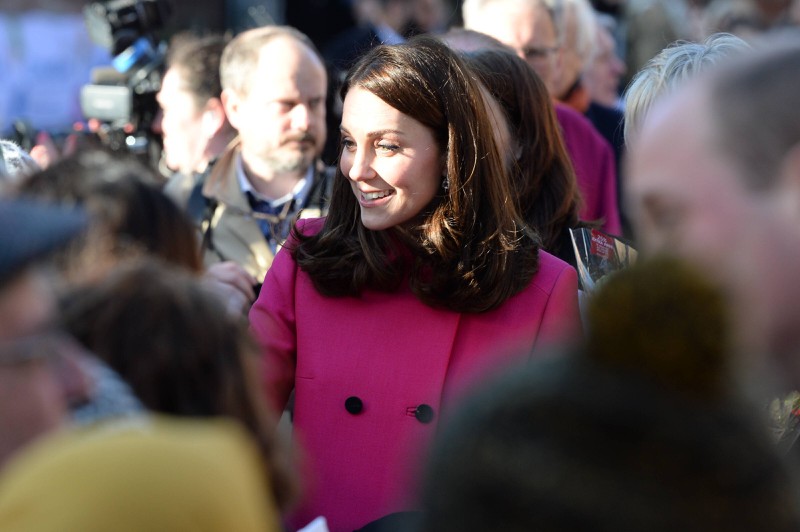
[[203, 141, 274, 279]]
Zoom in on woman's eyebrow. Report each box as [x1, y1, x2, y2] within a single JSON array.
[[339, 126, 406, 138]]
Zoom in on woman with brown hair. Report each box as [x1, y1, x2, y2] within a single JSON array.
[[250, 36, 581, 531], [463, 48, 584, 267]]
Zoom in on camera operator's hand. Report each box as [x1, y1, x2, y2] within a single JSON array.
[[202, 261, 258, 316]]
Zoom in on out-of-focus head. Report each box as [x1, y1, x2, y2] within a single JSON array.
[[0, 418, 284, 531], [462, 49, 580, 251], [623, 32, 749, 146], [15, 149, 203, 281], [0, 199, 90, 470], [543, 0, 598, 99], [61, 260, 255, 420], [627, 34, 800, 381], [60, 259, 298, 510], [583, 13, 626, 108], [156, 33, 232, 176], [463, 0, 562, 95], [220, 26, 328, 176], [419, 256, 800, 532]]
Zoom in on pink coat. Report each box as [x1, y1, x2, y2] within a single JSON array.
[[250, 221, 581, 531]]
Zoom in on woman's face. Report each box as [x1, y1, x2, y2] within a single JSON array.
[[340, 87, 443, 231]]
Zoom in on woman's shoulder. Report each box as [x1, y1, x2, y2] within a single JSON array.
[[283, 217, 326, 251], [528, 250, 578, 295], [293, 217, 326, 237], [270, 217, 327, 280]]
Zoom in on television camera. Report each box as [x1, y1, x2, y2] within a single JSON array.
[[80, 0, 172, 165]]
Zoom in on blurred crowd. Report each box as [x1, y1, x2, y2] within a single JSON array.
[[3, 1, 800, 531]]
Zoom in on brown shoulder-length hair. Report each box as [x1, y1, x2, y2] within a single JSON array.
[[464, 50, 581, 254], [293, 36, 539, 313]]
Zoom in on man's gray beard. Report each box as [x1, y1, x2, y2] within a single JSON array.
[[264, 150, 313, 174]]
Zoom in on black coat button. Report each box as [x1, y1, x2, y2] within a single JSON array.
[[415, 404, 434, 424], [345, 396, 363, 415]]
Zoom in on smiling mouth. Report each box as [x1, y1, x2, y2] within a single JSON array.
[[361, 190, 393, 201]]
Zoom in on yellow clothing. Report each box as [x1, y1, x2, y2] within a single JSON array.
[[0, 416, 281, 532]]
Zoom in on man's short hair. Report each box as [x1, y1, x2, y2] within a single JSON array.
[[166, 33, 230, 110], [220, 25, 323, 97], [623, 33, 748, 144]]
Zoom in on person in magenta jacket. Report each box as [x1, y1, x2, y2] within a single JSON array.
[[555, 103, 622, 236], [250, 36, 582, 532]]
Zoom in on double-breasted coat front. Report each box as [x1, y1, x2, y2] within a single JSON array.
[[250, 219, 581, 532]]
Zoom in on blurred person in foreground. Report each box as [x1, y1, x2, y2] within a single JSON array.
[[0, 207, 288, 531], [417, 257, 800, 532], [0, 413, 283, 531], [60, 259, 298, 516], [0, 199, 90, 470], [12, 148, 260, 314], [14, 149, 203, 284], [621, 33, 749, 244], [622, 32, 750, 146], [626, 33, 800, 386]]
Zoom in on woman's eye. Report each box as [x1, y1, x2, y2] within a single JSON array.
[[342, 138, 356, 151], [377, 143, 399, 153]]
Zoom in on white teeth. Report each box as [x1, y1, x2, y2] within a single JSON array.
[[362, 191, 392, 200]]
